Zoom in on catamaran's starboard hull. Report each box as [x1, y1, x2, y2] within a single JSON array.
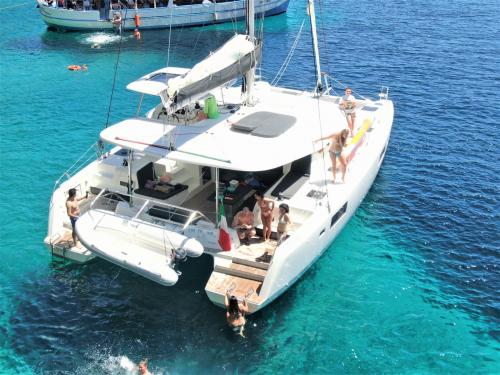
[[36, 0, 289, 31], [205, 99, 394, 314]]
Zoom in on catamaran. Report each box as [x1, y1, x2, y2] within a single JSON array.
[[45, 0, 394, 313], [35, 0, 289, 31]]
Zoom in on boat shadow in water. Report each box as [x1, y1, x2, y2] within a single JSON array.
[[10, 252, 304, 372]]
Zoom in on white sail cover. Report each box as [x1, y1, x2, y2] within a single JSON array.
[[160, 34, 261, 111]]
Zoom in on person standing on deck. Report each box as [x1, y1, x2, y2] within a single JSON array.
[[339, 87, 357, 136], [315, 128, 350, 183], [66, 188, 87, 247], [254, 191, 275, 242]]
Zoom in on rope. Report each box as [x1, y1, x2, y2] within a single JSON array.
[[104, 7, 129, 128], [271, 18, 306, 86]]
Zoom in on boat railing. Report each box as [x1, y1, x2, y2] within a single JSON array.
[[90, 190, 215, 231], [52, 141, 102, 193]]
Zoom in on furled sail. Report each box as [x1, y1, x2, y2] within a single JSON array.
[[160, 34, 262, 112]]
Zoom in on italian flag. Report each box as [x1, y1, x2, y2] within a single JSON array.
[[218, 199, 232, 251]]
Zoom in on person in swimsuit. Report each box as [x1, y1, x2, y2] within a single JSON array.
[[276, 203, 292, 246], [66, 188, 88, 247], [138, 358, 152, 375], [254, 191, 275, 242], [315, 128, 350, 183], [225, 291, 249, 337], [339, 87, 356, 136], [232, 207, 256, 245]]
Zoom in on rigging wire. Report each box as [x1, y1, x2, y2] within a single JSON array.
[[255, 6, 265, 78], [104, 7, 129, 128], [314, 94, 331, 210], [271, 17, 306, 86], [316, 0, 332, 84], [165, 5, 174, 68], [322, 72, 368, 100]]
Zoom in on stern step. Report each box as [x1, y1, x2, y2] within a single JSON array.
[[206, 272, 263, 301], [232, 257, 270, 270], [214, 262, 267, 282]]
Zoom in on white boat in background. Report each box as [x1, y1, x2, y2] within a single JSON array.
[[35, 0, 289, 31], [45, 0, 393, 313]]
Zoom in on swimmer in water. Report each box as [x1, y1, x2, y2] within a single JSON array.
[[138, 358, 152, 375], [225, 291, 249, 337]]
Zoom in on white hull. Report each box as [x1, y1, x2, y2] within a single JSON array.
[[46, 82, 393, 312], [36, 0, 289, 31]]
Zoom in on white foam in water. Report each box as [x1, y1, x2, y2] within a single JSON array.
[[82, 32, 124, 47], [119, 356, 137, 373]]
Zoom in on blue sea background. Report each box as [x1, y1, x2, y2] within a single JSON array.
[[1, 0, 499, 373]]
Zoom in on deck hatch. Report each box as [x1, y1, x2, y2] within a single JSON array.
[[232, 111, 296, 137]]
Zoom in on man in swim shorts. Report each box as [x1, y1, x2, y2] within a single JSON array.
[[232, 207, 256, 245], [66, 188, 88, 247]]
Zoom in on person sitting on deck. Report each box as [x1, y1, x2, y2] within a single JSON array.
[[66, 188, 88, 247], [315, 128, 350, 183], [232, 207, 256, 245], [225, 291, 249, 337], [277, 203, 292, 246], [339, 87, 357, 136]]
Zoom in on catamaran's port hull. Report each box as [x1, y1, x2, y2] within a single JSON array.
[[37, 0, 289, 31]]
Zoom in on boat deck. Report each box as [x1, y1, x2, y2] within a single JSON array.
[[205, 237, 277, 306], [47, 229, 95, 263]]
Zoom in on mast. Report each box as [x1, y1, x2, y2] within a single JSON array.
[[244, 0, 255, 105], [308, 0, 322, 93]]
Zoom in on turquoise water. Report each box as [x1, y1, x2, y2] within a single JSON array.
[[1, 0, 499, 373]]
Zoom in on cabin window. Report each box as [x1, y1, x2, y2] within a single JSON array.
[[330, 202, 347, 227]]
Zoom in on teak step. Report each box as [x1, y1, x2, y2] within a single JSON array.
[[206, 272, 262, 302], [214, 262, 267, 282], [232, 257, 270, 270]]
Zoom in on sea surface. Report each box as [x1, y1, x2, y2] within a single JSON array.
[[0, 0, 499, 373]]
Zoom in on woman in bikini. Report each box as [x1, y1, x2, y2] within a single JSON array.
[[315, 128, 350, 183], [225, 292, 249, 337], [277, 203, 292, 246], [254, 191, 275, 242]]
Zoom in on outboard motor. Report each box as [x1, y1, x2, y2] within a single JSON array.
[[172, 248, 187, 275]]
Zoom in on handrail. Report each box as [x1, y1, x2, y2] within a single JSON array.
[[52, 141, 100, 193], [89, 189, 107, 210], [320, 72, 369, 101], [90, 190, 215, 229]]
